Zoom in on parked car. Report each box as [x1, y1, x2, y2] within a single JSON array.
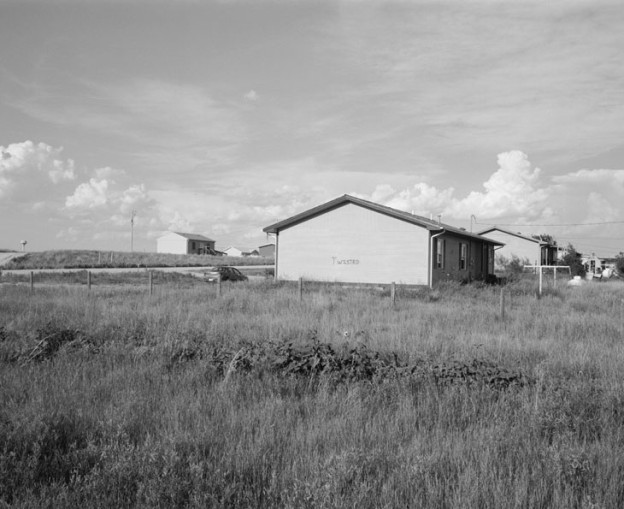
[[204, 266, 248, 282]]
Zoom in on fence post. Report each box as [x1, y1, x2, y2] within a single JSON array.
[[553, 267, 557, 289], [500, 288, 505, 320], [217, 274, 222, 297], [298, 277, 303, 301], [30, 271, 34, 292], [87, 271, 91, 291], [149, 270, 153, 296], [538, 266, 543, 297], [390, 282, 396, 306]]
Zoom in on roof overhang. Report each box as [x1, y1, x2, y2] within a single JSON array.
[[263, 194, 503, 245]]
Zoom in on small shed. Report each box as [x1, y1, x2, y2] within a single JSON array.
[[263, 194, 503, 287], [156, 232, 216, 255]]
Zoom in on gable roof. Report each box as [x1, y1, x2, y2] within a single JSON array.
[[477, 226, 550, 245], [169, 232, 215, 242], [263, 194, 503, 245]]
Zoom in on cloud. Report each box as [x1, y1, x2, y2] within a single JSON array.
[[357, 151, 551, 221], [552, 169, 624, 187], [65, 178, 109, 210], [445, 151, 549, 219], [244, 90, 259, 101], [0, 140, 75, 198], [14, 79, 246, 170]]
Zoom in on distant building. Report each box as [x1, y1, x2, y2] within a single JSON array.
[[477, 227, 557, 268], [157, 232, 216, 255], [258, 243, 275, 257], [263, 194, 503, 287], [223, 246, 259, 257], [223, 247, 243, 257], [582, 253, 616, 277]]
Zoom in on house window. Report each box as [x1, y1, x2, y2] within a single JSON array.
[[459, 243, 467, 270], [436, 238, 445, 269], [191, 241, 196, 251]]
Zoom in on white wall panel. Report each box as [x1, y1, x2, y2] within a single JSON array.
[[157, 234, 187, 254], [486, 231, 540, 266], [277, 203, 430, 284]]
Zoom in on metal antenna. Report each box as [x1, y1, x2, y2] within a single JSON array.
[[130, 209, 137, 252]]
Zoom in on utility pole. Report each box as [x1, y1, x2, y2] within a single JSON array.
[[130, 209, 137, 252]]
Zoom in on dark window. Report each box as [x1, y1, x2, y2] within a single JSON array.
[[459, 243, 467, 270], [436, 238, 445, 269]]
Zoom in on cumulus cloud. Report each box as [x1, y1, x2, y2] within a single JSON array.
[[358, 151, 552, 222], [244, 90, 259, 101], [65, 179, 109, 209], [445, 150, 549, 219], [119, 184, 150, 213], [0, 140, 75, 198]]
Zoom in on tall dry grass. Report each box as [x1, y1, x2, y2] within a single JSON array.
[[1, 278, 624, 507]]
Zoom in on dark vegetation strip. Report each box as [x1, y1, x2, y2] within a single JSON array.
[[2, 250, 273, 270]]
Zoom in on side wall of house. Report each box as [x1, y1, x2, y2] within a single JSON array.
[[276, 203, 430, 285], [156, 234, 188, 254], [431, 234, 493, 284]]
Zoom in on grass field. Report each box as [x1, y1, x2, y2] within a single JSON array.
[[1, 249, 272, 270], [1, 276, 624, 508]]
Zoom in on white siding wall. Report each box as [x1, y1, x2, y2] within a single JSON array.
[[486, 231, 540, 266], [277, 203, 430, 284], [156, 233, 187, 254]]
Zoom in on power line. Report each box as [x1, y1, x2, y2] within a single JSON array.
[[476, 220, 624, 227]]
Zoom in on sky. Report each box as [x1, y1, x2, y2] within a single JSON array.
[[1, 0, 624, 257]]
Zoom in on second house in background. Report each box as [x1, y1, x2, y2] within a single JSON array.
[[156, 232, 217, 255], [477, 227, 558, 268]]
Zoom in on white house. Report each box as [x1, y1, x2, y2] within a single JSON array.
[[156, 232, 216, 255], [223, 247, 259, 257], [263, 195, 503, 287], [223, 247, 243, 257]]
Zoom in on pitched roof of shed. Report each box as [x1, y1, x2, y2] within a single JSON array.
[[170, 232, 215, 242], [263, 194, 503, 245]]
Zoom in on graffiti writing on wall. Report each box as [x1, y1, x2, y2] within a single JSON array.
[[332, 257, 360, 265]]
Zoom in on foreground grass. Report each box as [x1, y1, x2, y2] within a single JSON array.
[[1, 279, 624, 508], [2, 249, 272, 270]]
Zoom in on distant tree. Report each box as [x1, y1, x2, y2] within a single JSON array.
[[559, 243, 585, 277], [615, 252, 624, 275], [531, 233, 557, 246], [496, 254, 530, 279]]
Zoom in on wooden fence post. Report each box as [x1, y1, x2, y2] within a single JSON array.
[[390, 282, 396, 306], [298, 277, 303, 302], [30, 271, 34, 292], [87, 271, 91, 291], [217, 274, 222, 297], [500, 288, 505, 320], [149, 270, 153, 296]]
